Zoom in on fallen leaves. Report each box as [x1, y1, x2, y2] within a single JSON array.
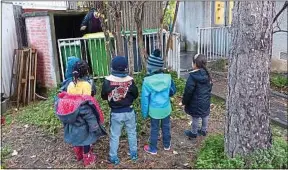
[[11, 150, 18, 156]]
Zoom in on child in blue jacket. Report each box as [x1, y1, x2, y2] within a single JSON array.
[[141, 49, 176, 154], [182, 54, 213, 139]]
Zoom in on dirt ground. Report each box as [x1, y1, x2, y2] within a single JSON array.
[[2, 114, 225, 169]]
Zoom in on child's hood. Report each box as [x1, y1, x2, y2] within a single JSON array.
[[189, 68, 210, 84], [65, 57, 80, 79], [55, 93, 82, 124], [55, 92, 105, 124], [144, 73, 171, 92]]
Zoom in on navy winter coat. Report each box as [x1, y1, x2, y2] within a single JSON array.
[[182, 68, 213, 118], [81, 8, 103, 33]]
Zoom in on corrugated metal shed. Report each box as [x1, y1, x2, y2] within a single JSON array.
[[1, 2, 19, 97]]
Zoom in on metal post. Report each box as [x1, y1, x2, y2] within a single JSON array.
[[212, 28, 215, 61], [135, 33, 139, 71], [221, 27, 224, 58], [177, 34, 181, 78], [209, 28, 212, 61], [148, 34, 151, 55], [58, 39, 65, 80], [197, 27, 200, 54]]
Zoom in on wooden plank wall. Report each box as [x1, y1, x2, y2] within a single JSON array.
[[68, 1, 163, 31], [13, 5, 28, 48]]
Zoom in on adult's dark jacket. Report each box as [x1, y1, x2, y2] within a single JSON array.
[[182, 68, 213, 118], [81, 8, 103, 33]]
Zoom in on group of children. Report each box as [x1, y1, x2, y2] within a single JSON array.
[[54, 49, 213, 167]]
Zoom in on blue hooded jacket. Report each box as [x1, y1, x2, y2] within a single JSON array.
[[141, 71, 176, 119]]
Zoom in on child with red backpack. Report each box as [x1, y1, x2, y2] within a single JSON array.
[[55, 60, 106, 167]]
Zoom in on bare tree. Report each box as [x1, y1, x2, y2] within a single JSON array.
[[125, 3, 135, 75], [97, 3, 115, 58], [130, 1, 148, 71], [106, 2, 125, 56], [225, 1, 275, 157], [164, 1, 180, 67], [273, 1, 288, 34], [157, 2, 169, 49]]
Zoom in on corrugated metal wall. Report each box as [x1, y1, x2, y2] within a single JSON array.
[[1, 3, 19, 97]]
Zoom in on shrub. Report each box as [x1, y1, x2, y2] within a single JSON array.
[[270, 73, 288, 88], [16, 89, 61, 134], [10, 71, 185, 135], [195, 135, 288, 169]]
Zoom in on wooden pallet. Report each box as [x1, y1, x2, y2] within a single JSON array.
[[27, 49, 37, 103], [12, 48, 38, 108]]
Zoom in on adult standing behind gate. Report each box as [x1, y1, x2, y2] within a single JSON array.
[[80, 8, 103, 75], [80, 8, 103, 34]]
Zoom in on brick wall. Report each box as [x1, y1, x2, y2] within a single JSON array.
[[25, 16, 57, 88]]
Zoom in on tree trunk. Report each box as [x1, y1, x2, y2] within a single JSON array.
[[157, 2, 169, 50], [128, 29, 134, 76], [225, 1, 274, 158], [164, 1, 179, 67], [100, 3, 116, 59], [127, 3, 135, 76], [134, 2, 147, 71], [113, 1, 125, 56]]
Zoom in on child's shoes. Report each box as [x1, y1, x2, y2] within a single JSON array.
[[73, 146, 83, 161], [164, 144, 171, 151], [130, 151, 138, 162], [184, 130, 197, 139], [109, 156, 120, 165], [144, 145, 157, 155], [83, 151, 96, 167], [198, 130, 207, 136]]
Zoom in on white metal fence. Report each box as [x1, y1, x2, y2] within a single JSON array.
[[197, 26, 231, 61], [57, 31, 181, 80]]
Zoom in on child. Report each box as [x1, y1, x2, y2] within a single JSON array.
[[60, 56, 96, 96], [182, 54, 213, 139], [55, 60, 106, 167], [141, 49, 176, 155], [101, 56, 139, 165]]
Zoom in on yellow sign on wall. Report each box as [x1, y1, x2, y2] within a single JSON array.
[[229, 1, 234, 24], [214, 1, 234, 25], [214, 1, 225, 25]]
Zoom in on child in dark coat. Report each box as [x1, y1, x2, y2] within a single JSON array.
[[55, 60, 106, 167], [101, 56, 139, 165], [182, 54, 213, 139]]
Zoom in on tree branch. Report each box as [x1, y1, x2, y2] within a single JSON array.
[[273, 30, 288, 34], [273, 1, 288, 23]]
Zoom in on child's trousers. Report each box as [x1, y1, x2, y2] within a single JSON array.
[[150, 115, 171, 151], [191, 115, 209, 134], [109, 110, 137, 159]]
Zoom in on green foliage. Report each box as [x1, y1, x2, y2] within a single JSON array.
[[1, 145, 13, 168], [211, 96, 225, 107], [9, 71, 185, 136], [16, 91, 61, 135], [95, 71, 185, 136], [163, 1, 176, 30], [270, 73, 288, 88], [195, 135, 288, 169], [208, 59, 228, 72]]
